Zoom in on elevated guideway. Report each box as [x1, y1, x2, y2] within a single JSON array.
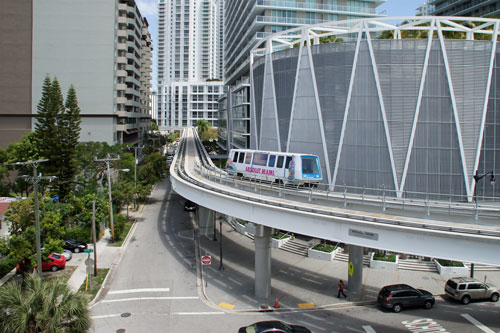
[[170, 128, 500, 266]]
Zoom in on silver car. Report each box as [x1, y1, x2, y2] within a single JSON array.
[[445, 277, 500, 304], [61, 249, 73, 261]]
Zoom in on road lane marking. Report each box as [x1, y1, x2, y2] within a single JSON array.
[[102, 296, 198, 303], [219, 302, 235, 309], [402, 318, 449, 332], [108, 288, 170, 295], [362, 325, 376, 333], [461, 314, 495, 333], [91, 314, 125, 319], [173, 312, 225, 315]]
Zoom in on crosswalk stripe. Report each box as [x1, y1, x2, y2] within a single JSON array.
[[102, 296, 198, 303], [461, 314, 495, 333], [108, 288, 170, 295]]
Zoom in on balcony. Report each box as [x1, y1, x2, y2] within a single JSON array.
[[255, 0, 380, 15]]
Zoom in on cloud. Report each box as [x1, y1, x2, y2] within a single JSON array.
[[136, 0, 157, 17]]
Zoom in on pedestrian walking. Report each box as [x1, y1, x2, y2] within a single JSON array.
[[337, 280, 347, 298]]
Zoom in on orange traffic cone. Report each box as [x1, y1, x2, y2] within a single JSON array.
[[274, 296, 280, 308]]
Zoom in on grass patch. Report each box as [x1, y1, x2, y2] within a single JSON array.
[[78, 268, 110, 302], [437, 259, 464, 267], [108, 220, 133, 247], [312, 243, 336, 253], [373, 253, 397, 262], [272, 232, 290, 240]]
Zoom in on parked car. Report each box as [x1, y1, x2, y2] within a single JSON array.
[[63, 240, 87, 253], [16, 253, 66, 273], [378, 284, 435, 313], [239, 321, 311, 333], [184, 200, 196, 212], [445, 277, 500, 304], [60, 249, 73, 261]]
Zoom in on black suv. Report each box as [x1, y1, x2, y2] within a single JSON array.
[[378, 284, 435, 313]]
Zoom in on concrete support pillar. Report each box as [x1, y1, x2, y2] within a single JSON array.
[[254, 224, 272, 298], [197, 206, 214, 238], [347, 244, 363, 299]]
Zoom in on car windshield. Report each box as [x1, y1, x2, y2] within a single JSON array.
[[52, 254, 61, 259], [301, 157, 319, 174]]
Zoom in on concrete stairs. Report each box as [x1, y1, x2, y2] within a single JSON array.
[[333, 250, 370, 266], [279, 238, 311, 256], [398, 259, 437, 272]]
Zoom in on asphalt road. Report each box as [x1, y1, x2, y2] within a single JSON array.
[[90, 178, 500, 333]]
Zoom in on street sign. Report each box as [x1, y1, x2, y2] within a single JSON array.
[[84, 249, 94, 253], [201, 255, 211, 265]]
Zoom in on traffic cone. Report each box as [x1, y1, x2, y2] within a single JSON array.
[[274, 296, 280, 308]]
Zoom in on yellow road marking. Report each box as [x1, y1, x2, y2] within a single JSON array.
[[297, 302, 314, 308], [219, 302, 235, 309]]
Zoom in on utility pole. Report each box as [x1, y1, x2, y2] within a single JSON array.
[[11, 159, 54, 274], [94, 154, 120, 242], [92, 198, 97, 277]]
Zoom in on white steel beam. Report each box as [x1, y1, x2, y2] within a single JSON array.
[[331, 26, 363, 187], [437, 22, 472, 199], [401, 20, 436, 193], [365, 21, 400, 195], [472, 22, 500, 202]]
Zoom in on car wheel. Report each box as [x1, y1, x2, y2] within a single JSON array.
[[461, 295, 471, 305], [393, 304, 402, 313], [51, 265, 58, 272], [74, 248, 80, 253], [491, 293, 499, 302], [424, 300, 433, 309]]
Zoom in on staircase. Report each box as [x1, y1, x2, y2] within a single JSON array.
[[333, 249, 370, 266], [279, 238, 311, 256], [398, 259, 438, 272]]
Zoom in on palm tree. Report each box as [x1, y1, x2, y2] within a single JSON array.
[[195, 119, 210, 136], [0, 274, 91, 333]]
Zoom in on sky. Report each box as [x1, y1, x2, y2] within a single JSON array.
[[134, 0, 426, 92]]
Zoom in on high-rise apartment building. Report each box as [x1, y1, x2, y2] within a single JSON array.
[[429, 0, 500, 17], [218, 0, 386, 152], [417, 1, 435, 15], [157, 0, 224, 129], [0, 0, 153, 147]]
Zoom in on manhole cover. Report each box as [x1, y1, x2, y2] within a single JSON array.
[[116, 329, 126, 333], [121, 312, 131, 318]]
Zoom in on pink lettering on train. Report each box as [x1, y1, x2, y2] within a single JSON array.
[[245, 166, 275, 176]]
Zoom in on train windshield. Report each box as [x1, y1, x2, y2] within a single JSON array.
[[301, 157, 320, 175]]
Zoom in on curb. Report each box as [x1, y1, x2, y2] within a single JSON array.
[[0, 268, 17, 287]]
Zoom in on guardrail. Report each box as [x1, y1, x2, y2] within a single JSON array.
[[173, 130, 500, 239]]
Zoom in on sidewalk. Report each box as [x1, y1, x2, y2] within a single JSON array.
[[198, 218, 500, 311]]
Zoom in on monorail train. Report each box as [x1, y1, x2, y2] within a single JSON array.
[[226, 149, 322, 185]]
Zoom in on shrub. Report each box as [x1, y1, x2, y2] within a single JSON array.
[[66, 225, 93, 243], [113, 214, 127, 241], [437, 259, 464, 267], [373, 253, 397, 262], [313, 243, 336, 253], [0, 255, 17, 278]]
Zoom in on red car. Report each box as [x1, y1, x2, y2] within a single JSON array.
[[16, 253, 67, 273]]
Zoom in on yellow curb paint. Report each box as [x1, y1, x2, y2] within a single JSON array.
[[297, 302, 314, 308], [219, 302, 235, 309]]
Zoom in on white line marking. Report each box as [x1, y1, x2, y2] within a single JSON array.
[[108, 288, 170, 295], [91, 314, 124, 319], [172, 312, 225, 315], [102, 296, 198, 303], [363, 325, 376, 333], [461, 314, 495, 333]]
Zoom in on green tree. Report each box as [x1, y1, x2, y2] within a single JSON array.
[[0, 274, 91, 333], [151, 121, 159, 131], [195, 119, 210, 136], [4, 194, 64, 270]]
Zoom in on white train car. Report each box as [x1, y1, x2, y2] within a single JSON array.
[[226, 149, 322, 185]]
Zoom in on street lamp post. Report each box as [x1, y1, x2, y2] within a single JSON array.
[[219, 218, 224, 271], [471, 170, 496, 277], [133, 145, 144, 210]]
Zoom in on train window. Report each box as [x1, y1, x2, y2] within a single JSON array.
[[232, 151, 239, 163], [245, 153, 252, 164], [268, 155, 276, 167], [276, 156, 284, 168], [253, 153, 268, 166], [285, 156, 293, 169], [238, 152, 245, 163], [302, 157, 319, 174]]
